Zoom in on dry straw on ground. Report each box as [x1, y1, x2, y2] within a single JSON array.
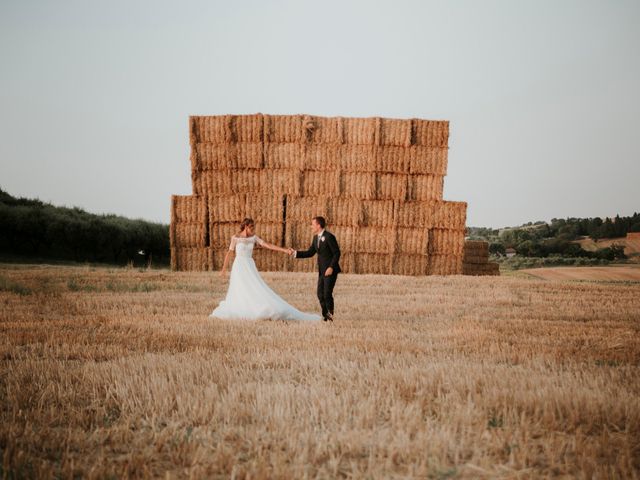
[[1, 265, 637, 478]]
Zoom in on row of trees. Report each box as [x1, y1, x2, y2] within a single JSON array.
[[0, 189, 169, 266], [467, 213, 639, 260]]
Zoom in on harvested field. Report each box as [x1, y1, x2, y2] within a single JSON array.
[[521, 265, 640, 282]]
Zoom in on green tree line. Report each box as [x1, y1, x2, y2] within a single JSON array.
[[0, 188, 169, 266]]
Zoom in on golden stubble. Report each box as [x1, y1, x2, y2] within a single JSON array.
[[1, 265, 639, 479]]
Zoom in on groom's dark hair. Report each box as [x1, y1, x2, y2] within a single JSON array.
[[313, 216, 326, 228]]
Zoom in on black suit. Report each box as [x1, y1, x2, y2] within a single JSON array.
[[295, 230, 341, 319]]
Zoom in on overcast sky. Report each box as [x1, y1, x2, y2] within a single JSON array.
[[1, 0, 638, 228]]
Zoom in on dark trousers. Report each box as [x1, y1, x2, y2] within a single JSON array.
[[317, 272, 338, 318]]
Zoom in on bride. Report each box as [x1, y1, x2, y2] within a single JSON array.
[[210, 218, 321, 321]]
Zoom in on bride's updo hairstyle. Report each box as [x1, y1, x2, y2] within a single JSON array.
[[239, 217, 255, 233]]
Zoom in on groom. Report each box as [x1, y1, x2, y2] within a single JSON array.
[[288, 216, 341, 322]]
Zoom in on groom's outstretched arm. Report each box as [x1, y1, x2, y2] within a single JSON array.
[[295, 238, 317, 259]]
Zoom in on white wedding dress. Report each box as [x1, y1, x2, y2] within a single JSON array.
[[210, 235, 321, 321]]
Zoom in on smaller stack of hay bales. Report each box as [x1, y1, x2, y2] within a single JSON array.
[[170, 195, 209, 271], [462, 240, 500, 276], [624, 232, 640, 258]]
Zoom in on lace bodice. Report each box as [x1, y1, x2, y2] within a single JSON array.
[[229, 235, 266, 258]]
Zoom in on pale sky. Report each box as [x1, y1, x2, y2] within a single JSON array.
[[1, 0, 638, 228]]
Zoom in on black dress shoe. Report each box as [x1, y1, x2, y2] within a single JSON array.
[[327, 312, 334, 322], [322, 316, 328, 322]]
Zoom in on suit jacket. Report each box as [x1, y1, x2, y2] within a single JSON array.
[[296, 230, 341, 275]]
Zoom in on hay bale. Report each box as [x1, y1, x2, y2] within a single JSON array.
[[327, 198, 363, 226], [428, 228, 465, 256], [263, 169, 301, 195], [171, 195, 207, 223], [394, 227, 429, 255], [190, 115, 232, 144], [411, 119, 449, 147], [210, 222, 240, 249], [407, 174, 444, 201], [330, 225, 356, 251], [427, 254, 463, 275], [284, 221, 312, 250], [342, 117, 380, 145], [464, 240, 489, 254], [192, 170, 235, 196], [375, 173, 408, 201], [283, 255, 317, 273], [339, 145, 377, 172], [264, 115, 304, 143], [355, 226, 395, 254], [230, 169, 263, 194], [375, 146, 411, 174], [360, 199, 394, 227], [302, 144, 340, 171], [195, 143, 232, 171], [355, 253, 392, 274], [431, 200, 467, 230], [409, 146, 448, 175], [253, 248, 286, 272], [245, 194, 284, 223], [393, 200, 430, 228], [341, 172, 376, 199], [173, 222, 207, 248], [232, 143, 264, 169], [230, 114, 263, 143], [303, 116, 344, 144], [463, 253, 490, 264], [338, 252, 356, 274], [208, 194, 245, 223], [302, 171, 340, 196], [391, 254, 428, 276], [380, 118, 412, 147], [264, 143, 304, 170], [209, 249, 229, 271], [171, 247, 209, 271], [463, 262, 500, 276], [255, 222, 284, 247], [286, 196, 329, 223]]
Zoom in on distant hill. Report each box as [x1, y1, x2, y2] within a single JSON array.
[[0, 188, 169, 266]]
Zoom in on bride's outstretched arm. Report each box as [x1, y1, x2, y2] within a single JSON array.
[[260, 241, 289, 254]]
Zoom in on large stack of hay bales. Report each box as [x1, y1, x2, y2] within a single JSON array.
[[462, 240, 500, 276], [171, 113, 496, 276]]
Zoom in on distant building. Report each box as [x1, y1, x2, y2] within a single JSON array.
[[505, 248, 517, 258]]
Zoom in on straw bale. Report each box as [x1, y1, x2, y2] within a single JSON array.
[[463, 254, 490, 264], [361, 200, 394, 227], [303, 116, 344, 144], [209, 249, 229, 271], [302, 170, 340, 196], [189, 140, 200, 172], [284, 221, 312, 250], [264, 115, 304, 143], [192, 170, 235, 196], [230, 114, 263, 143], [190, 115, 232, 144], [411, 119, 449, 147], [355, 226, 394, 254], [210, 222, 240, 249], [232, 143, 264, 169], [342, 117, 380, 145], [171, 195, 207, 223], [253, 249, 285, 272], [262, 169, 301, 195], [208, 194, 245, 223], [339, 145, 377, 172], [264, 143, 304, 170], [393, 200, 431, 228], [255, 222, 284, 247], [375, 173, 408, 201], [338, 253, 356, 274], [341, 172, 376, 199], [171, 247, 209, 271], [427, 254, 463, 275], [464, 240, 489, 254], [391, 254, 428, 276], [284, 255, 317, 273], [173, 222, 207, 248], [330, 225, 356, 251], [375, 146, 411, 174], [394, 227, 429, 255], [327, 198, 363, 226], [407, 174, 444, 201], [380, 118, 412, 147], [463, 262, 500, 276], [245, 194, 284, 223], [354, 253, 392, 274], [409, 146, 448, 175], [195, 143, 233, 171], [230, 169, 263, 194], [431, 200, 467, 230], [286, 196, 329, 223], [302, 144, 340, 171], [428, 228, 465, 256]]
